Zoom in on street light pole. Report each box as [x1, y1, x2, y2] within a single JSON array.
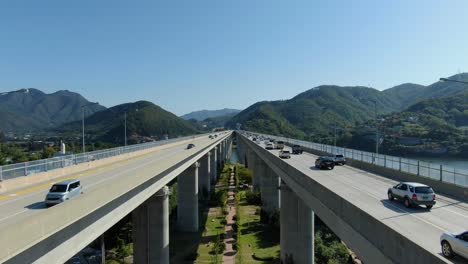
[[334, 118, 337, 149], [82, 107, 85, 153], [124, 111, 127, 147], [374, 100, 379, 155]]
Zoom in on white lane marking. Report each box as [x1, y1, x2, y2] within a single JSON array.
[[0, 209, 29, 222]]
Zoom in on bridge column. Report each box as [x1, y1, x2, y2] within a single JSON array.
[[224, 139, 231, 160], [280, 181, 314, 264], [210, 147, 218, 183], [218, 144, 223, 168], [250, 152, 261, 191], [177, 162, 199, 232], [237, 140, 246, 165], [199, 153, 211, 199], [133, 186, 170, 264], [260, 166, 280, 213]]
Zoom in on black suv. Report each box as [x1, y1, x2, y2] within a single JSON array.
[[315, 156, 335, 170], [186, 143, 195, 149], [292, 145, 303, 154]]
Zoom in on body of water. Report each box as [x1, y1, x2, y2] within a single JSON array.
[[413, 157, 468, 171], [230, 147, 239, 163]]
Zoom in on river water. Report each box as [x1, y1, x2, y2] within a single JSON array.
[[414, 157, 468, 171], [230, 147, 239, 163]]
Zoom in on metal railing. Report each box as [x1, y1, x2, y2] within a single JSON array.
[[240, 131, 468, 188], [0, 134, 204, 181]]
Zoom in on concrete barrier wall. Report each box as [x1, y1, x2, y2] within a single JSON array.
[[288, 143, 468, 202], [0, 136, 203, 195], [240, 135, 447, 264]]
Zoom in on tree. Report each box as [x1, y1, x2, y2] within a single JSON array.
[[41, 147, 56, 159]]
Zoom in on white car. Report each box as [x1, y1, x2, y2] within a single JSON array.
[[387, 182, 436, 209], [279, 150, 291, 159], [265, 143, 274, 150], [440, 231, 468, 260]]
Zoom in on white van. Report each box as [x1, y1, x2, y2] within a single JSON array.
[[45, 179, 82, 206]]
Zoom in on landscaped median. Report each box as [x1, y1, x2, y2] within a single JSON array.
[[235, 163, 281, 263]]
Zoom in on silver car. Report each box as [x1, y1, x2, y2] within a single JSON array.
[[279, 150, 291, 159], [440, 231, 468, 260], [45, 179, 82, 206], [387, 182, 436, 209]]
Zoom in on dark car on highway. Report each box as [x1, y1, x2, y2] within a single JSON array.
[[187, 143, 195, 149], [315, 156, 335, 170], [292, 145, 303, 154]]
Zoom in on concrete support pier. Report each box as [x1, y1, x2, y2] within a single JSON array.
[[210, 147, 218, 183], [218, 144, 223, 169], [280, 181, 314, 264], [199, 153, 211, 199], [133, 186, 170, 264], [237, 141, 246, 165], [260, 166, 280, 213], [177, 162, 199, 232], [250, 153, 262, 191]]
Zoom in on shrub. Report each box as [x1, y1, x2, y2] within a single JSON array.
[[245, 190, 261, 205]]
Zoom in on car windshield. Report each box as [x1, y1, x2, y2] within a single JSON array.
[[415, 187, 433, 194], [336, 155, 344, 158], [50, 184, 67, 192], [282, 151, 290, 153]]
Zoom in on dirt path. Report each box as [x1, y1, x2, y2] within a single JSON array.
[[222, 169, 237, 263]]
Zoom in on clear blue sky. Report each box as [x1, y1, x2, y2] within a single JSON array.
[[1, 0, 468, 115]]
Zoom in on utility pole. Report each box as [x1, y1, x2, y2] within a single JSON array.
[[334, 119, 337, 148], [374, 100, 379, 155], [124, 111, 127, 147], [82, 107, 85, 153]]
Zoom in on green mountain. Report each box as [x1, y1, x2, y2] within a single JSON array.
[[382, 73, 468, 108], [227, 85, 400, 139], [57, 101, 199, 143], [181, 108, 241, 121], [349, 92, 468, 157], [227, 73, 468, 142], [0, 88, 105, 132]]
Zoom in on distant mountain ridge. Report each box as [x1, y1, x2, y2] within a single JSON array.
[[228, 73, 468, 139], [181, 108, 241, 121], [0, 88, 105, 132], [57, 101, 199, 143]]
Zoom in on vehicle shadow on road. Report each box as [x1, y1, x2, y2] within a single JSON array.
[[309, 166, 334, 171], [24, 202, 47, 210], [379, 199, 431, 218]]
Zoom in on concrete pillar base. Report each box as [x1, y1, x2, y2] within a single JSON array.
[[133, 186, 170, 264], [280, 181, 314, 264], [177, 162, 199, 232], [199, 153, 211, 199]]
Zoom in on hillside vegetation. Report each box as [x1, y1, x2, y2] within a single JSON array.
[[57, 101, 199, 143], [228, 73, 468, 157], [0, 88, 105, 132]]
